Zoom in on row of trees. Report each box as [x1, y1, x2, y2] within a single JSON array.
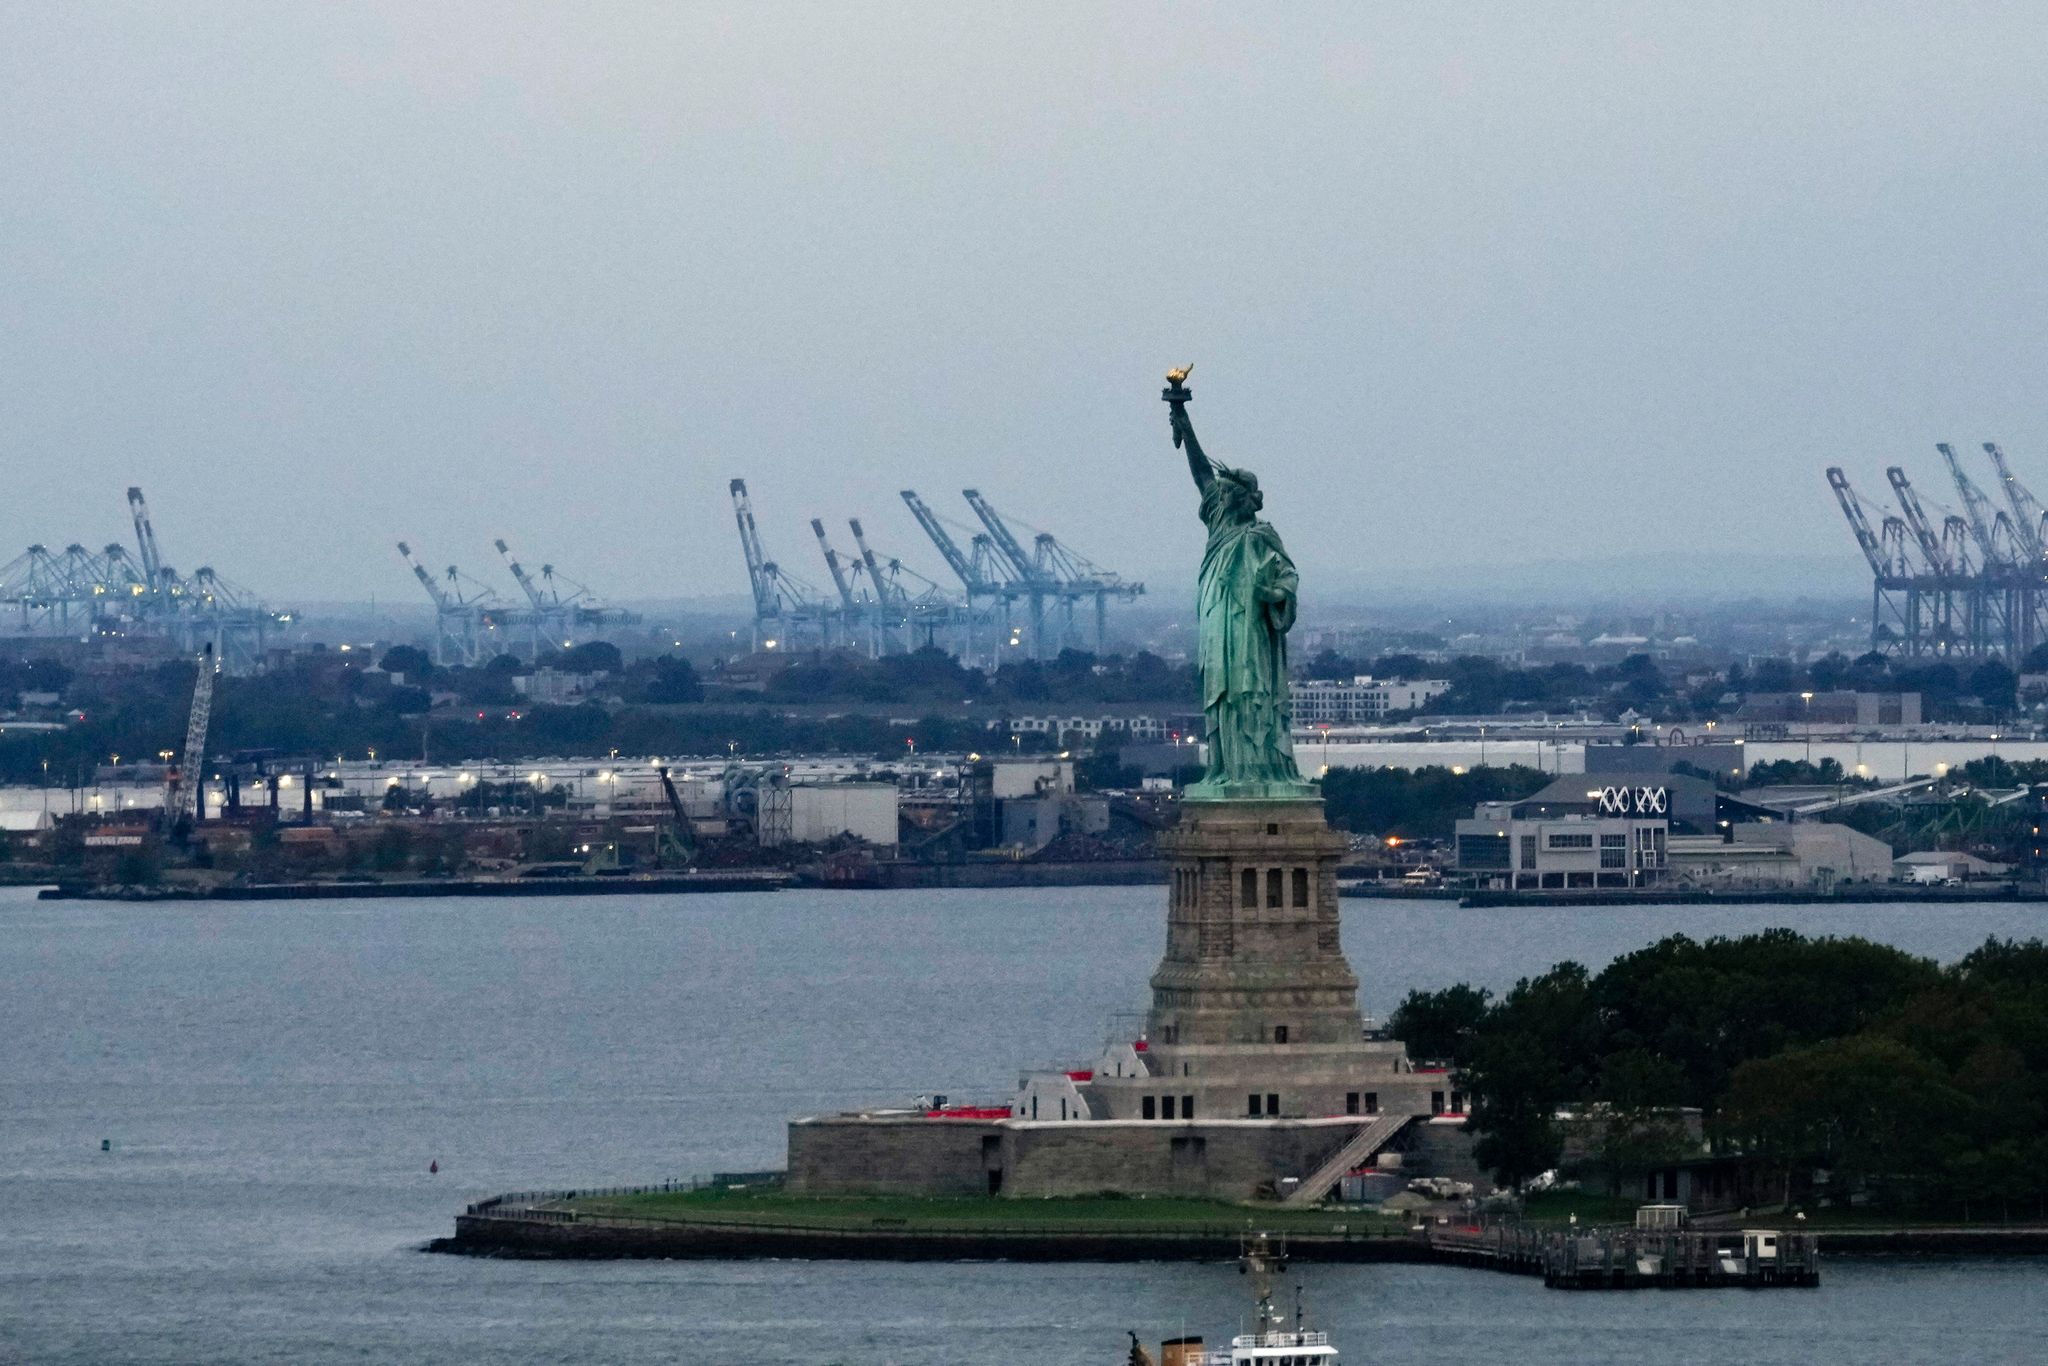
[[0, 647, 1019, 784], [1303, 647, 2041, 723], [1319, 764, 1550, 840], [1390, 931, 2048, 1215], [761, 647, 1194, 706]]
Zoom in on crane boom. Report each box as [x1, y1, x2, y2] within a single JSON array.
[[961, 489, 1048, 582], [849, 518, 908, 608], [1826, 469, 1890, 577], [899, 490, 981, 589], [1939, 443, 2006, 566], [494, 538, 548, 609], [810, 518, 860, 608], [729, 479, 780, 617], [126, 487, 167, 589], [396, 542, 452, 608], [1984, 443, 2047, 562], [1887, 467, 1951, 573]]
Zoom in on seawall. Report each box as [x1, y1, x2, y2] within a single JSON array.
[[433, 1208, 1424, 1263]]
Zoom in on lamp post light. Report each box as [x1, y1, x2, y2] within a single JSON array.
[[1800, 691, 1815, 765]]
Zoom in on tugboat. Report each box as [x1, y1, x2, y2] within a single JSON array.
[[1126, 1233, 1339, 1366]]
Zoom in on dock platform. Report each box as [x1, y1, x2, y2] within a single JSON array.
[[1428, 1223, 1820, 1289]]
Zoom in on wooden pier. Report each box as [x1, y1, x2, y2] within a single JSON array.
[[1428, 1223, 1820, 1289]]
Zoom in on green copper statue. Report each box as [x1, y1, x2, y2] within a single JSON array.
[[1164, 365, 1316, 801]]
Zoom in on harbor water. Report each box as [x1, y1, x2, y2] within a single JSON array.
[[4, 884, 2046, 1364]]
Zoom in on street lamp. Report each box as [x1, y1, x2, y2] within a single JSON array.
[[1800, 691, 1815, 766]]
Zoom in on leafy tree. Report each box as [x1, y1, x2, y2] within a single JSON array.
[[556, 640, 623, 675], [1721, 1033, 1963, 1207], [1320, 764, 1549, 840], [378, 645, 432, 681], [1460, 963, 1598, 1188], [1806, 652, 1849, 692], [1387, 984, 1492, 1064], [1075, 751, 1142, 791], [636, 657, 704, 704], [1969, 659, 2018, 713], [1750, 657, 1798, 693], [383, 686, 431, 715]]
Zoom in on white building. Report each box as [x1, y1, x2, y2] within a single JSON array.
[[1005, 714, 1169, 742], [1670, 823, 1895, 888], [1293, 677, 1451, 725], [782, 782, 899, 848], [1454, 811, 1668, 890]]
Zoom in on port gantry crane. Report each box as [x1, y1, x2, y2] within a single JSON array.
[[1984, 442, 2048, 565], [1829, 446, 2048, 660], [728, 480, 1145, 664], [961, 489, 1143, 658], [492, 537, 642, 657], [120, 487, 279, 671], [809, 517, 877, 655], [729, 478, 836, 651], [848, 516, 958, 655], [0, 488, 283, 669], [961, 489, 1055, 658], [397, 541, 503, 667], [899, 488, 1028, 665], [1889, 463, 1989, 656]]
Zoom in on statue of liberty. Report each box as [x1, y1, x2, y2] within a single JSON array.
[[1163, 365, 1316, 801]]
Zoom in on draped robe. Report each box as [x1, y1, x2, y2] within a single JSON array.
[[1194, 478, 1308, 794]]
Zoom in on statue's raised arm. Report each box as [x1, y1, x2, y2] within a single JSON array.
[[1162, 364, 1212, 493]]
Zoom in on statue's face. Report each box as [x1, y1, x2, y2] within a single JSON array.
[[1216, 479, 1259, 523]]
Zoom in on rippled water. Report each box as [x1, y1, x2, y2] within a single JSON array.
[[3, 885, 2045, 1363]]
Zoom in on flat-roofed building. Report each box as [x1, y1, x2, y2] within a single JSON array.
[[1293, 676, 1450, 725]]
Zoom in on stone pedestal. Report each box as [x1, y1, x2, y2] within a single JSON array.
[[1147, 798, 1359, 1047], [1079, 796, 1443, 1124]]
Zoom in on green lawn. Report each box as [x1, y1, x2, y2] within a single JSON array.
[[1516, 1191, 1646, 1227], [561, 1187, 1404, 1235]]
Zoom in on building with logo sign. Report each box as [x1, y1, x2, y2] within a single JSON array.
[[1453, 809, 1667, 890], [1498, 772, 1780, 831], [1452, 772, 1867, 891], [1449, 774, 1802, 892]]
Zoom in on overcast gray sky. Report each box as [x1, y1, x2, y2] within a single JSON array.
[[5, 3, 2046, 609]]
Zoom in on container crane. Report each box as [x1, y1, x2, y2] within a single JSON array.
[[1827, 468, 1891, 581], [898, 489, 984, 592], [1031, 528, 1144, 653], [810, 517, 877, 655], [1886, 467, 1953, 575], [126, 486, 169, 593], [729, 479, 830, 650], [962, 489, 1054, 656], [1938, 443, 2019, 569], [1984, 442, 2048, 564], [397, 541, 498, 666], [849, 517, 962, 654]]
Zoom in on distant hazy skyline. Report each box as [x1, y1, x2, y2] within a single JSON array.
[[5, 4, 2045, 608]]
